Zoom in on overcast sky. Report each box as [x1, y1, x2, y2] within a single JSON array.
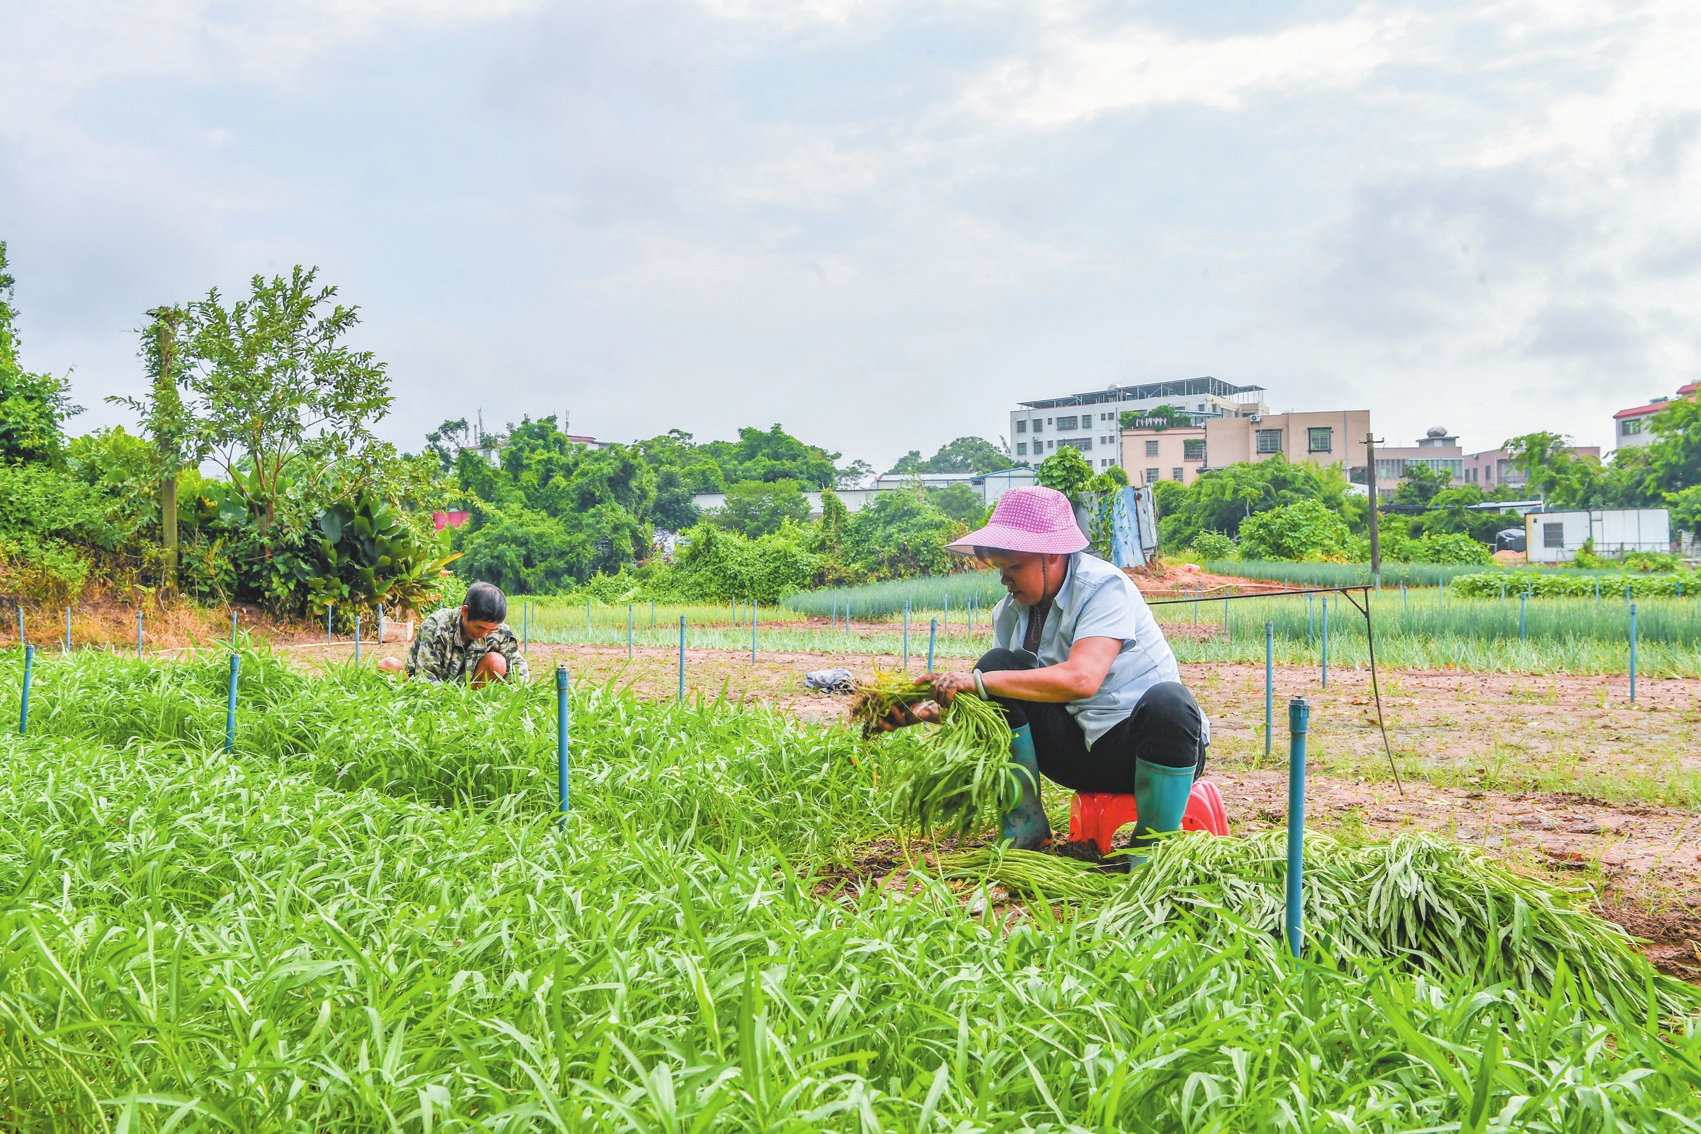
[[3, 0, 1697, 470]]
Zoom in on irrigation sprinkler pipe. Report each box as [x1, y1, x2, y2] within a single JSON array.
[[64, 607, 71, 653], [18, 644, 32, 735], [751, 602, 758, 663], [1286, 696, 1309, 959], [136, 611, 144, 657], [902, 601, 910, 671], [15, 607, 22, 645], [928, 618, 937, 672], [231, 610, 238, 647], [1320, 600, 1329, 689], [677, 616, 686, 702], [627, 604, 634, 659], [225, 653, 239, 754], [1520, 593, 1528, 641], [557, 665, 570, 821], [1630, 603, 1638, 704], [1264, 621, 1274, 761]]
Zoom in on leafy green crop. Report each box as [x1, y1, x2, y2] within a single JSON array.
[[2, 650, 1700, 1130]]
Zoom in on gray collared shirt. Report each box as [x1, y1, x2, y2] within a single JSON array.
[[990, 551, 1198, 748]]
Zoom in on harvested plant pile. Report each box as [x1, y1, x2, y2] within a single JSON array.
[[941, 831, 1701, 1022], [852, 670, 1021, 838], [3, 649, 1701, 1129]]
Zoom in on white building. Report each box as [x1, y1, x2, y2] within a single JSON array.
[[1524, 508, 1671, 564], [691, 467, 1037, 517], [1614, 383, 1696, 451], [1011, 377, 1268, 472]]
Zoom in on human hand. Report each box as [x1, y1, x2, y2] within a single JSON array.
[[924, 671, 975, 706]]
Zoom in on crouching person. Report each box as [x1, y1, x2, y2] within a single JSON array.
[[377, 581, 530, 686]]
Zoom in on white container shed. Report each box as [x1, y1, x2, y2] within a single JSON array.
[[1524, 508, 1670, 563]]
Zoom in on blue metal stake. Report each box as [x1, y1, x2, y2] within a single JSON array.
[[903, 601, 910, 670], [1630, 603, 1638, 703], [751, 601, 758, 663], [1520, 592, 1527, 641], [678, 616, 686, 702], [354, 616, 361, 665], [557, 665, 571, 821], [586, 598, 592, 634], [1308, 594, 1315, 643], [927, 618, 937, 672], [231, 609, 238, 647], [15, 607, 22, 645], [1626, 584, 1632, 603], [1320, 599, 1329, 688], [1265, 621, 1274, 761], [18, 644, 32, 735], [136, 611, 144, 657], [1401, 582, 1408, 612], [225, 652, 240, 754], [1286, 697, 1309, 959], [650, 600, 655, 629], [628, 604, 634, 659]]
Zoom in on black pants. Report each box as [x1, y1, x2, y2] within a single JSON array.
[[977, 648, 1206, 794]]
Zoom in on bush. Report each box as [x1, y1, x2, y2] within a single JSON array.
[[1235, 499, 1354, 561], [1190, 531, 1235, 560], [673, 522, 817, 602], [1449, 571, 1699, 598], [1411, 532, 1493, 566]]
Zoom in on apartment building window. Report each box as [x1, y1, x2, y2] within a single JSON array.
[[1622, 418, 1642, 436], [1256, 429, 1283, 454], [1047, 440, 1055, 450], [1308, 427, 1333, 453], [1183, 439, 1205, 461], [1059, 437, 1092, 451], [1016, 442, 1027, 456], [1145, 440, 1159, 457], [1145, 467, 1159, 485], [1032, 420, 1043, 433], [1057, 415, 1079, 430], [1172, 468, 1184, 481], [1015, 419, 1027, 433]]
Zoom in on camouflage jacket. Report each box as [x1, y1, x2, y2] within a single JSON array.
[[405, 607, 531, 684]]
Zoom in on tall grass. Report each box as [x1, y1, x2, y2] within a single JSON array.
[[1, 650, 1698, 1129], [785, 571, 1007, 618], [1201, 559, 1501, 587]]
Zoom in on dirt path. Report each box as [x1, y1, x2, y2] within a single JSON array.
[[308, 638, 1701, 973]]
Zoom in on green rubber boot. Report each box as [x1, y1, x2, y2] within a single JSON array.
[[1000, 725, 1050, 850], [1127, 757, 1194, 867]]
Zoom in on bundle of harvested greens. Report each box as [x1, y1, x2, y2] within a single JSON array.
[[852, 670, 1023, 838], [939, 831, 1701, 1023]]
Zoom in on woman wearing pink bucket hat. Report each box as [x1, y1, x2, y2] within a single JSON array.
[[879, 485, 1206, 860]]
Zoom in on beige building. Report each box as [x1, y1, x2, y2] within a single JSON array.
[[1121, 408, 1373, 487], [1121, 425, 1210, 486]]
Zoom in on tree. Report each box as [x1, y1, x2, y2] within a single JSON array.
[[112, 307, 196, 590], [178, 266, 392, 532], [1642, 395, 1701, 527], [1504, 433, 1609, 509], [923, 436, 1012, 474], [425, 419, 472, 472], [714, 479, 811, 538], [836, 459, 874, 489], [1237, 498, 1354, 561], [1036, 446, 1094, 499], [652, 467, 700, 531], [1390, 463, 1453, 508], [705, 424, 839, 487], [888, 450, 925, 475], [841, 487, 965, 579], [1153, 455, 1363, 550], [926, 483, 988, 526], [0, 242, 79, 466]]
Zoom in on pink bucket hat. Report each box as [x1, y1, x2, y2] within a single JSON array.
[[946, 485, 1087, 556]]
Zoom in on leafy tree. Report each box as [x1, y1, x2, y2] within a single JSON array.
[[1642, 395, 1701, 533], [1154, 455, 1363, 550], [703, 424, 839, 488], [178, 266, 392, 532], [1390, 462, 1453, 508], [714, 479, 811, 538], [1036, 446, 1094, 499], [1237, 498, 1353, 561], [673, 522, 818, 602], [1504, 433, 1610, 509], [841, 488, 965, 580], [888, 450, 925, 474], [652, 467, 700, 531], [0, 242, 79, 466], [425, 419, 472, 472], [925, 436, 1012, 474], [111, 306, 196, 590], [926, 483, 988, 526], [836, 459, 875, 489]]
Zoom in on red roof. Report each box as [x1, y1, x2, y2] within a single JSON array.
[[1618, 384, 1699, 419]]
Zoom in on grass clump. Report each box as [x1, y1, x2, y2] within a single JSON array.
[[852, 670, 1021, 839]]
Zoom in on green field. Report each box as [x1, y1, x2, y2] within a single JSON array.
[[1, 649, 1700, 1129], [522, 587, 1701, 676]]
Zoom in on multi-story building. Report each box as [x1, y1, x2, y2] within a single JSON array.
[[1614, 382, 1697, 451], [1011, 377, 1268, 472], [1119, 409, 1370, 487]]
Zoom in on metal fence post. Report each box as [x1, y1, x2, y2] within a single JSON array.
[[628, 604, 634, 659], [18, 644, 32, 735], [1320, 599, 1329, 689], [225, 653, 240, 754], [1519, 592, 1528, 641], [928, 618, 937, 672], [136, 611, 144, 657], [557, 665, 571, 821], [1265, 621, 1274, 761], [751, 601, 758, 663], [1630, 602, 1638, 704], [903, 600, 910, 670], [678, 616, 686, 703], [231, 609, 239, 647], [1286, 696, 1309, 959]]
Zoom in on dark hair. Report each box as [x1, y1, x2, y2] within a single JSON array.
[[465, 581, 508, 623]]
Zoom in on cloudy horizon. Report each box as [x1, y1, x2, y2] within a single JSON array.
[[3, 0, 1698, 470]]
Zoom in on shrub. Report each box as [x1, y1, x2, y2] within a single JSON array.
[[1236, 498, 1353, 561], [1190, 531, 1235, 560], [1411, 532, 1493, 566]]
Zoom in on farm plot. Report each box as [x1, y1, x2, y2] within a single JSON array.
[[3, 650, 1701, 1130]]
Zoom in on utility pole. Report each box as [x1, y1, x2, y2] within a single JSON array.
[[1365, 432, 1382, 585]]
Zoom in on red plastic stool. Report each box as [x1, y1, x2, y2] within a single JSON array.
[[1068, 781, 1230, 855]]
